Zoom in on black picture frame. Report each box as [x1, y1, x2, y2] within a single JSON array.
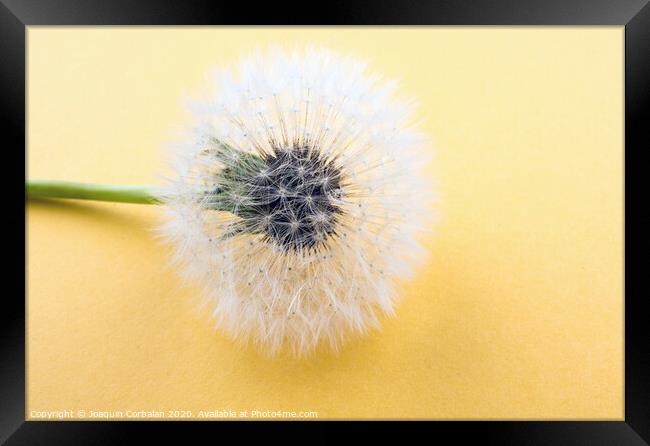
[[5, 0, 648, 443]]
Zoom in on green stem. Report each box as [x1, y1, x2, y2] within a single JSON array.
[[26, 180, 161, 205]]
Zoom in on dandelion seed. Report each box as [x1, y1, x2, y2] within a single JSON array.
[[158, 48, 436, 356]]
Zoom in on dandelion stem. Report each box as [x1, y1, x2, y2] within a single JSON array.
[[26, 180, 161, 205]]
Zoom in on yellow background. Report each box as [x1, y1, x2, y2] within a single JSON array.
[[26, 27, 623, 420]]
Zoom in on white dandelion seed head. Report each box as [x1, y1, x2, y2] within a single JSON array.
[[160, 47, 436, 356]]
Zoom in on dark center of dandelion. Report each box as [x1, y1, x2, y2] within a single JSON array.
[[213, 144, 345, 253]]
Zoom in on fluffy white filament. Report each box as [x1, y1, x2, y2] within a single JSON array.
[[160, 48, 435, 355]]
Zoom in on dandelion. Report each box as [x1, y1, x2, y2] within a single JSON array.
[[26, 48, 436, 356]]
